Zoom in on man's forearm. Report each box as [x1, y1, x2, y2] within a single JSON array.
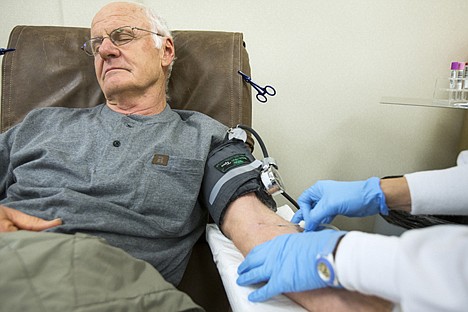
[[221, 193, 297, 254], [221, 193, 392, 312]]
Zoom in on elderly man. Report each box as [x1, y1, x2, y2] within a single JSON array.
[[0, 2, 391, 311]]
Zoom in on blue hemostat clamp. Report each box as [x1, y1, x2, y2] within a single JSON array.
[[238, 70, 276, 103]]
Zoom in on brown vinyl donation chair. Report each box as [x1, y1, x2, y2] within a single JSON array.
[[1, 25, 253, 311]]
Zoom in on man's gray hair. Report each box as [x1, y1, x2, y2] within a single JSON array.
[[142, 6, 172, 49]]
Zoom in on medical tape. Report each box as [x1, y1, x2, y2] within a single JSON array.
[[209, 159, 262, 205]]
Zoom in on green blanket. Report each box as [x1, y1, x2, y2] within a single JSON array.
[[0, 231, 203, 312]]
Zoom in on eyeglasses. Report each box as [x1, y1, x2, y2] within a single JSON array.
[[81, 26, 162, 56]]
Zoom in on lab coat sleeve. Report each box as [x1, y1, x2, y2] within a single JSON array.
[[336, 225, 468, 312], [404, 150, 468, 215]]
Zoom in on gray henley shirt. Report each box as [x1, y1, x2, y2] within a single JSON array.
[[0, 103, 227, 285]]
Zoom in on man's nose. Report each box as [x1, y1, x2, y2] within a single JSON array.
[[98, 38, 120, 59]]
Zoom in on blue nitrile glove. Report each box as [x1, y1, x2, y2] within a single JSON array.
[[292, 177, 389, 231], [237, 229, 347, 302]]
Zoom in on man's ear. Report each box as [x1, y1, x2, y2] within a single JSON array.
[[161, 37, 175, 67]]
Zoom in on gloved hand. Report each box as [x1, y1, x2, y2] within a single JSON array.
[[237, 229, 346, 302], [292, 177, 389, 231]]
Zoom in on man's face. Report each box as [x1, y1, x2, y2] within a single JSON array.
[[90, 3, 170, 101]]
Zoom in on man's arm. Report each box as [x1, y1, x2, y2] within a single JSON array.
[[221, 193, 393, 312]]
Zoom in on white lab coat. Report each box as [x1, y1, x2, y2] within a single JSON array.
[[336, 151, 468, 312]]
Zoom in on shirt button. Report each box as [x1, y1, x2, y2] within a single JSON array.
[[113, 140, 121, 147]]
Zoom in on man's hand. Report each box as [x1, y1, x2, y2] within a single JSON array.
[[0, 205, 62, 232]]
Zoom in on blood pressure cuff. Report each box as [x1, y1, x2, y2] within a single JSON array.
[[202, 138, 276, 228]]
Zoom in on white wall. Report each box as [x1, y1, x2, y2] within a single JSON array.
[[2, 0, 467, 232]]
